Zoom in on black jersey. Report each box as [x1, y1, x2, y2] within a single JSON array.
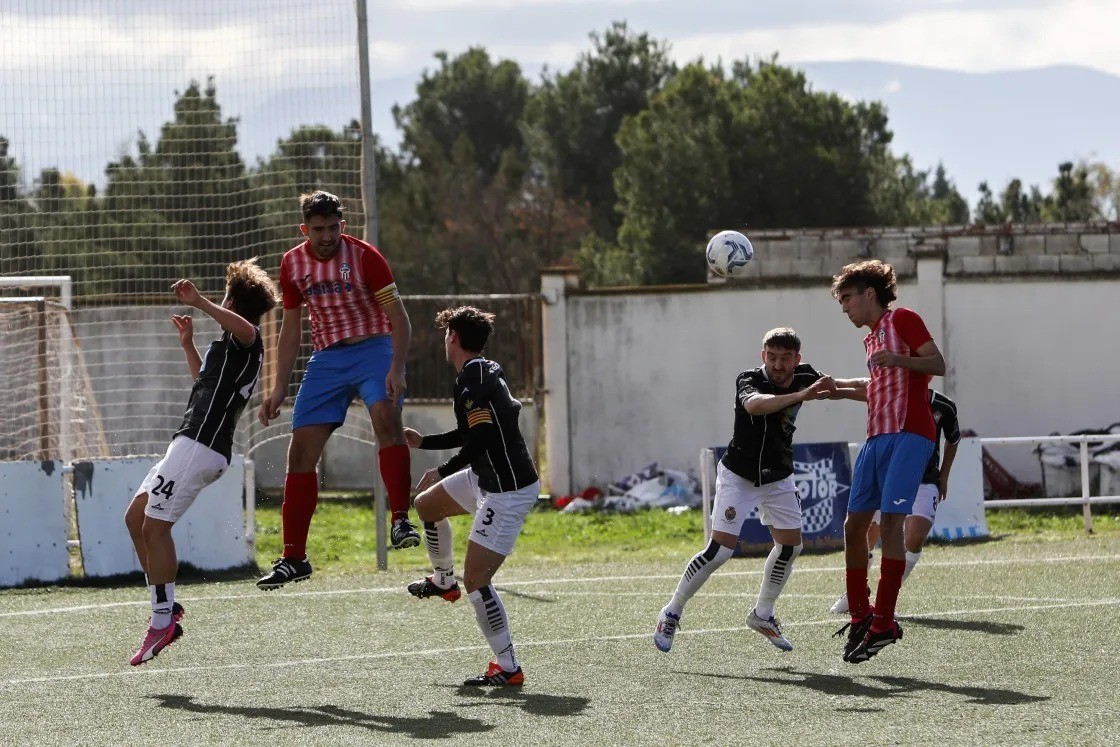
[[721, 363, 824, 486], [174, 329, 264, 462], [422, 357, 538, 493], [922, 389, 961, 485]]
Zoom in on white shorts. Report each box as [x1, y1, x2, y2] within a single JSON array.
[[871, 484, 938, 524], [711, 462, 802, 534], [442, 468, 540, 557], [138, 436, 228, 523]]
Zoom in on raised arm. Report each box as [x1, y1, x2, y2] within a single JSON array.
[[171, 314, 202, 379], [745, 375, 837, 416], [171, 279, 256, 346]]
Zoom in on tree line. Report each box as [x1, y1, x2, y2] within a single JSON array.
[[2, 23, 1117, 296]]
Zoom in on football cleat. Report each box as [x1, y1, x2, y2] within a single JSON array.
[[129, 622, 183, 666], [829, 592, 850, 614], [407, 576, 462, 602], [746, 609, 793, 652], [463, 660, 524, 687], [847, 620, 904, 664], [172, 601, 185, 621], [653, 608, 681, 653], [256, 556, 313, 590], [834, 611, 875, 662], [390, 518, 421, 550]]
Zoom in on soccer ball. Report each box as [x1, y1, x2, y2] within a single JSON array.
[[705, 230, 755, 278]]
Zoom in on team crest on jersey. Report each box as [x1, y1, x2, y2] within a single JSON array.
[[877, 328, 886, 343], [464, 399, 474, 410], [340, 262, 351, 281], [724, 506, 736, 521]]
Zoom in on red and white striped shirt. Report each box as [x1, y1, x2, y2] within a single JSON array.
[[279, 235, 400, 351], [863, 307, 936, 440]]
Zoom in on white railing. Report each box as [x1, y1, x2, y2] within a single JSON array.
[[972, 434, 1120, 533]]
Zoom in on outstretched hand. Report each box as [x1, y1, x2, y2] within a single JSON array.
[[403, 427, 423, 449], [171, 314, 194, 347], [171, 279, 203, 308], [803, 375, 838, 401]]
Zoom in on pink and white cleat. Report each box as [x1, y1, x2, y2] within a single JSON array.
[[129, 622, 183, 666]]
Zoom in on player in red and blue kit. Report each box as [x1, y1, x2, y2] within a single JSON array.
[[256, 191, 417, 590], [831, 259, 946, 663]]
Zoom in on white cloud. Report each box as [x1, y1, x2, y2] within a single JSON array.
[[884, 79, 902, 93], [669, 0, 1120, 77]]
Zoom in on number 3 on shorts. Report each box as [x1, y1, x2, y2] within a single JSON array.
[[481, 507, 494, 525]]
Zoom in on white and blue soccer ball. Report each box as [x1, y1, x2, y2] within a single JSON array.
[[705, 230, 754, 278]]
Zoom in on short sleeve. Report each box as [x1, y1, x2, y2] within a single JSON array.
[[736, 370, 764, 409], [893, 307, 933, 351], [934, 393, 962, 444], [360, 247, 399, 307], [279, 254, 303, 310]]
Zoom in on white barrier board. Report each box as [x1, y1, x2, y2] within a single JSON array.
[[74, 456, 250, 577], [0, 461, 69, 587], [930, 437, 990, 540]]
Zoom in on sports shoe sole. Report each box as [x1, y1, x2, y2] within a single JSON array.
[[130, 624, 183, 666], [746, 617, 794, 652], [847, 625, 904, 664], [407, 579, 462, 602], [390, 535, 421, 550], [257, 574, 311, 591]]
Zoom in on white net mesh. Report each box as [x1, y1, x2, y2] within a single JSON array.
[[0, 0, 365, 459], [0, 297, 109, 461]]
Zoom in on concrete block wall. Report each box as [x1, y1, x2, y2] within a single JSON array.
[[730, 223, 1120, 282]]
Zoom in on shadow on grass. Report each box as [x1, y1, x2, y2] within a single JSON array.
[[451, 686, 591, 717], [150, 694, 493, 739], [677, 666, 1049, 706], [8, 562, 260, 592], [492, 585, 558, 603], [899, 616, 1025, 636]]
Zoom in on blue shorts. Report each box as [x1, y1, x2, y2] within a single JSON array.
[[291, 336, 402, 430], [848, 432, 935, 515]]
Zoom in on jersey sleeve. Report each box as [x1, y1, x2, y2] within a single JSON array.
[[736, 370, 764, 409], [934, 392, 962, 444], [279, 254, 303, 310], [360, 247, 400, 308], [437, 381, 498, 478], [893, 307, 934, 351]]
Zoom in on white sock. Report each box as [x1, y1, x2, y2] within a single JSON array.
[[149, 582, 175, 630], [666, 540, 735, 616], [754, 544, 803, 619], [867, 550, 875, 570], [902, 550, 922, 584], [469, 585, 516, 671], [423, 520, 456, 588]]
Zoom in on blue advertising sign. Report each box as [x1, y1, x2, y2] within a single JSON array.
[[713, 442, 851, 551]]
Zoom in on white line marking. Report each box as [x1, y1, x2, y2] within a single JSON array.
[[3, 597, 1117, 687], [2, 552, 1116, 618]]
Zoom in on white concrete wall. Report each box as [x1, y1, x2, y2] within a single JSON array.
[[944, 278, 1120, 479], [565, 282, 912, 490], [561, 276, 1118, 492]]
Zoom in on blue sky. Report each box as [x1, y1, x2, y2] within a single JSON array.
[[2, 0, 1116, 197]]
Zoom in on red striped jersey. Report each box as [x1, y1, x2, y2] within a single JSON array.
[[863, 307, 936, 440], [279, 234, 400, 351]]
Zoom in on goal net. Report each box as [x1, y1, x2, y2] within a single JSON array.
[[0, 0, 366, 460]]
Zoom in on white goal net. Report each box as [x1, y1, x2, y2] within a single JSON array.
[[0, 0, 367, 460]]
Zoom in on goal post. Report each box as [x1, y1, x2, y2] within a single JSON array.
[[0, 0, 387, 580]]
